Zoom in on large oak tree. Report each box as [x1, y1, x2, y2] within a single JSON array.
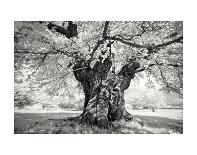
[[14, 21, 183, 128]]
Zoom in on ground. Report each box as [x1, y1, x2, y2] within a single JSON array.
[[14, 109, 183, 134]]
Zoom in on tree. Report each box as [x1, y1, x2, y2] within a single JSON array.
[[14, 21, 183, 128]]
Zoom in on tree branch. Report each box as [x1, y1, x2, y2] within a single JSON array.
[[28, 54, 48, 76], [115, 22, 149, 41], [109, 35, 183, 50], [15, 47, 73, 57], [15, 46, 74, 77], [47, 22, 69, 37], [135, 62, 183, 73], [102, 21, 110, 38], [15, 50, 48, 55], [154, 36, 183, 49], [155, 61, 182, 95], [108, 36, 146, 48], [88, 21, 110, 62], [89, 39, 106, 62], [85, 22, 183, 63]]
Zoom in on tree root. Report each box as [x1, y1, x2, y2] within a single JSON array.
[[78, 109, 145, 129]]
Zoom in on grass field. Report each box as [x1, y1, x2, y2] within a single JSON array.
[[14, 109, 183, 134]]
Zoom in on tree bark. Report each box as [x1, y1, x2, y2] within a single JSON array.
[[73, 56, 140, 128]]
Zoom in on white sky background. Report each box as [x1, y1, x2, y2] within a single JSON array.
[[1, 0, 197, 155]]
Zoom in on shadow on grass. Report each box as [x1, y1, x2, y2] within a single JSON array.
[[14, 112, 183, 134], [135, 115, 183, 134]]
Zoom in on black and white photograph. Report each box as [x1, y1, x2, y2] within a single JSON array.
[[14, 21, 183, 134], [2, 0, 197, 155]]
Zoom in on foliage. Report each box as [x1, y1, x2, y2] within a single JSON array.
[[126, 89, 182, 110], [14, 91, 35, 109], [14, 65, 84, 111], [14, 21, 183, 110]]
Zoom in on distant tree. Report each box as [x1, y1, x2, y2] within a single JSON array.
[[14, 21, 183, 128]]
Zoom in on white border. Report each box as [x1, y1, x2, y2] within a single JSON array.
[[1, 0, 197, 155]]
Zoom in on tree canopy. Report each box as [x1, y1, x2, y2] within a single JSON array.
[[14, 21, 183, 98]]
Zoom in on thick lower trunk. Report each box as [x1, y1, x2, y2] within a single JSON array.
[[73, 56, 140, 128], [81, 75, 135, 128]]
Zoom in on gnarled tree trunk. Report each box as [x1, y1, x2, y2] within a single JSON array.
[[73, 56, 140, 128]]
